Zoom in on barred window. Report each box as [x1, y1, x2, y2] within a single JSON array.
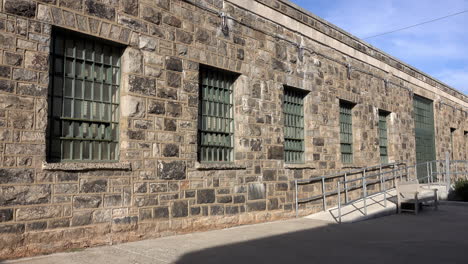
[[379, 111, 390, 163], [198, 66, 236, 163], [284, 87, 306, 164], [48, 30, 122, 162], [340, 101, 354, 164]]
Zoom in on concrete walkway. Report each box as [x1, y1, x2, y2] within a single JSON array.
[[5, 203, 468, 264]]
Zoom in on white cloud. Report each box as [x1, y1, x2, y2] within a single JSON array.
[[301, 0, 468, 93], [434, 68, 468, 94]]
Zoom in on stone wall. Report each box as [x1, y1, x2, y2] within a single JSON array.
[[0, 0, 466, 259]]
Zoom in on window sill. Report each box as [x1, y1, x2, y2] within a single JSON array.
[[195, 162, 247, 171], [285, 164, 316, 170], [42, 161, 132, 171]]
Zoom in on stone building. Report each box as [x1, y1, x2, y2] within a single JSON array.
[[0, 0, 467, 259]]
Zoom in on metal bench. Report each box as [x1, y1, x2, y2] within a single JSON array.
[[396, 178, 438, 214]]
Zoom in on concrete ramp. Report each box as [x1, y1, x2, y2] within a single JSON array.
[[305, 183, 448, 223]]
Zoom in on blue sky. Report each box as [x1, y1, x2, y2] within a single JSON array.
[[289, 0, 468, 95]]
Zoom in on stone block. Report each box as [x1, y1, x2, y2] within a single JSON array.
[[247, 201, 267, 212], [142, 6, 161, 24], [48, 218, 70, 229], [195, 29, 210, 44], [0, 185, 50, 206], [71, 211, 92, 226], [118, 14, 147, 32], [210, 205, 224, 216], [167, 72, 181, 88], [263, 170, 277, 181], [139, 208, 153, 220], [26, 221, 47, 231], [0, 168, 34, 184], [73, 195, 102, 209], [158, 161, 186, 180], [158, 87, 178, 100], [197, 189, 215, 204], [276, 183, 288, 191], [166, 102, 182, 117], [80, 179, 108, 193], [16, 206, 61, 221], [225, 206, 239, 215], [12, 69, 37, 82], [0, 224, 25, 234], [217, 196, 233, 203], [135, 195, 158, 207], [154, 207, 169, 219], [166, 57, 183, 72], [85, 0, 115, 20], [121, 0, 138, 16], [104, 195, 122, 207], [93, 209, 111, 223], [248, 183, 266, 200], [4, 52, 23, 66], [0, 209, 13, 222], [164, 118, 177, 131], [25, 51, 48, 71], [128, 75, 156, 96], [4, 0, 36, 18], [233, 195, 245, 204], [150, 183, 168, 193], [54, 183, 78, 194], [148, 100, 166, 115], [313, 138, 325, 146], [0, 80, 15, 93], [162, 144, 179, 157], [176, 29, 193, 44], [139, 35, 157, 51], [17, 83, 48, 96], [172, 200, 188, 218], [134, 182, 147, 193], [59, 0, 82, 10], [163, 15, 182, 28], [267, 146, 284, 160], [268, 198, 279, 210]]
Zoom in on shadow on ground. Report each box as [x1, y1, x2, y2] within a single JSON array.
[[176, 205, 468, 264]]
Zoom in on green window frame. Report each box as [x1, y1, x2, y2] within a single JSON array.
[[340, 101, 354, 164], [379, 111, 390, 164], [284, 87, 306, 164], [48, 30, 122, 162], [198, 66, 236, 163]]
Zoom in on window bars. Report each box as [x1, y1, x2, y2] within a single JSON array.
[[284, 88, 306, 164], [340, 102, 354, 164], [198, 67, 236, 163], [48, 31, 122, 162]]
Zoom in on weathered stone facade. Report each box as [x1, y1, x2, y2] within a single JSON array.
[[0, 0, 466, 259]]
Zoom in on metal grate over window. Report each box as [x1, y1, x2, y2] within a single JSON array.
[[340, 101, 354, 164], [284, 88, 306, 164], [198, 67, 236, 163], [48, 30, 122, 162], [379, 111, 389, 164]]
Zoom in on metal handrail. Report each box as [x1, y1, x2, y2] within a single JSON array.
[[295, 153, 468, 220], [296, 161, 406, 184]]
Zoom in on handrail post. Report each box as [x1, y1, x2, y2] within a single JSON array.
[[344, 173, 348, 204], [363, 169, 367, 216], [430, 161, 433, 184], [379, 165, 383, 192], [427, 162, 431, 187], [322, 177, 327, 211], [337, 181, 342, 224], [295, 180, 298, 218], [415, 164, 418, 180]]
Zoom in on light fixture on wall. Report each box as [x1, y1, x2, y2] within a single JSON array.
[[220, 12, 229, 36]]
